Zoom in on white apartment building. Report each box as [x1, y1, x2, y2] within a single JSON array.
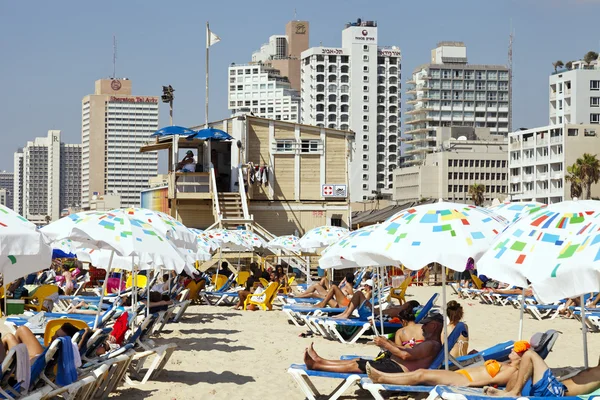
[[403, 42, 510, 167], [394, 127, 508, 205], [0, 171, 14, 210], [549, 59, 600, 125], [508, 124, 600, 204], [228, 64, 301, 122], [13, 130, 81, 224], [0, 189, 6, 207], [301, 19, 401, 201], [81, 79, 159, 209]]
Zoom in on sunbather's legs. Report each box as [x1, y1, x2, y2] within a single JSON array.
[[562, 364, 600, 396], [304, 349, 362, 373], [314, 285, 346, 308], [295, 282, 328, 298], [235, 290, 250, 309], [12, 326, 44, 359], [332, 291, 367, 319], [486, 350, 548, 396], [367, 364, 469, 386]]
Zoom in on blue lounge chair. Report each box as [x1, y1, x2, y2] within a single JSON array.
[[424, 384, 583, 400]]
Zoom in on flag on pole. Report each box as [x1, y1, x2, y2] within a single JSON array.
[[207, 28, 221, 47]]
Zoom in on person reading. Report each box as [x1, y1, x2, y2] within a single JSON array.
[[304, 313, 444, 374], [366, 340, 531, 388]]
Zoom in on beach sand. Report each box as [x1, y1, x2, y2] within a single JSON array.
[[2, 285, 598, 399]]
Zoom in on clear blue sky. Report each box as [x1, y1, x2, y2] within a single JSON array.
[[1, 0, 599, 172]]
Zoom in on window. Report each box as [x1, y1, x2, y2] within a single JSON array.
[[363, 95, 369, 102], [363, 66, 369, 72], [275, 140, 294, 153], [362, 184, 369, 190], [591, 114, 600, 124], [301, 139, 321, 153], [362, 174, 369, 181], [591, 97, 600, 108], [362, 144, 369, 150], [362, 154, 369, 161], [363, 134, 368, 141], [363, 86, 369, 92], [363, 45, 368, 51], [591, 81, 600, 91], [363, 115, 369, 121], [363, 105, 369, 111], [363, 125, 369, 131], [363, 55, 369, 62], [363, 164, 369, 170]]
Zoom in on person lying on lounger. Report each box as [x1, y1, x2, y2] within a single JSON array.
[[304, 313, 444, 374], [292, 273, 355, 299], [0, 324, 80, 362], [486, 348, 600, 398], [366, 340, 531, 387], [312, 276, 368, 310]]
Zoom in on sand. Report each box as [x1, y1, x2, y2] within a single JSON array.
[[2, 285, 598, 399]]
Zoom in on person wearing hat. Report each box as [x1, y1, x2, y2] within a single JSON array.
[[176, 150, 196, 172], [304, 313, 444, 374], [366, 339, 532, 388], [486, 341, 600, 398]]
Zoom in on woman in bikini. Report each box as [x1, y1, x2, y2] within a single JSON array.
[[366, 340, 531, 388], [311, 273, 356, 308], [393, 308, 425, 348], [444, 300, 469, 357], [293, 273, 354, 299]]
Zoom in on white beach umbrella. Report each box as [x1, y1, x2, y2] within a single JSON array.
[[478, 200, 600, 367], [347, 200, 509, 370], [267, 235, 301, 252], [202, 229, 254, 251], [189, 228, 220, 253], [299, 226, 349, 253], [237, 229, 268, 249], [488, 201, 547, 224], [319, 225, 379, 270], [122, 208, 198, 250]]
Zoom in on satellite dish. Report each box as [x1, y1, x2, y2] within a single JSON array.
[[457, 136, 467, 141]]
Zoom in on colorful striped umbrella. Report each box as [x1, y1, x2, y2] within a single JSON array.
[[299, 226, 350, 252], [488, 201, 547, 224], [267, 235, 301, 252]]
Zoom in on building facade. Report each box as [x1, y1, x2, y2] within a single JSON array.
[[403, 42, 511, 167], [81, 79, 159, 209], [13, 130, 81, 223], [549, 58, 600, 125], [0, 189, 6, 207], [0, 171, 14, 210], [508, 124, 600, 204], [301, 19, 401, 201], [394, 127, 508, 205]]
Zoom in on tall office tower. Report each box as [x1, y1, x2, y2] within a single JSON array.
[[549, 58, 600, 125], [81, 79, 159, 208], [228, 20, 308, 122], [402, 42, 511, 167], [13, 130, 81, 223], [301, 19, 401, 201], [0, 171, 14, 210]]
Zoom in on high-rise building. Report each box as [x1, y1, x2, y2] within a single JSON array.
[[394, 127, 508, 205], [0, 189, 6, 208], [13, 130, 81, 224], [301, 19, 402, 201], [0, 171, 14, 210], [402, 42, 511, 167], [81, 79, 159, 209], [549, 58, 600, 125], [228, 20, 308, 122]]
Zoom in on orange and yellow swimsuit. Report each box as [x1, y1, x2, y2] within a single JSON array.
[[456, 360, 501, 382]]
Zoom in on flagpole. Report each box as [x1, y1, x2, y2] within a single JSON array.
[[205, 21, 210, 129]]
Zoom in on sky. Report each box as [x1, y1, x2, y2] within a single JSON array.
[[1, 0, 599, 172]]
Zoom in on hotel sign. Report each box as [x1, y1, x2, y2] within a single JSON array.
[[321, 48, 344, 55], [110, 96, 158, 103], [378, 49, 401, 57], [352, 27, 377, 43]]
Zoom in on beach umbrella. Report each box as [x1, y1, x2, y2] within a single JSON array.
[[202, 229, 253, 252], [41, 209, 186, 328], [478, 199, 600, 367], [236, 230, 268, 249], [189, 228, 220, 253], [186, 127, 233, 141], [488, 201, 547, 224], [151, 125, 196, 137], [267, 235, 301, 252], [299, 226, 350, 253], [348, 200, 509, 370], [319, 225, 379, 269]]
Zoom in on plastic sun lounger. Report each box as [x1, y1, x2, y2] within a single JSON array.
[[423, 384, 583, 400], [573, 310, 600, 332], [288, 318, 465, 400]]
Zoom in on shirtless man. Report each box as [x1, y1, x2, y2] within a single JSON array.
[[366, 340, 531, 388], [304, 313, 444, 374], [487, 349, 600, 397]]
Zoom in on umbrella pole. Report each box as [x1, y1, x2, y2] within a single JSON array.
[[94, 251, 114, 329], [379, 266, 384, 335], [442, 265, 449, 371], [581, 294, 589, 368], [147, 269, 152, 318], [518, 287, 525, 340]]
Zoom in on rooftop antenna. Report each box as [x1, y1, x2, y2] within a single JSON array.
[[112, 35, 117, 79], [294, 8, 297, 20], [508, 19, 514, 133]]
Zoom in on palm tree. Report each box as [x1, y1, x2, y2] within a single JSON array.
[[583, 51, 599, 66], [566, 164, 583, 199], [44, 215, 51, 225], [576, 153, 600, 199], [468, 184, 485, 206], [565, 61, 573, 70], [552, 60, 564, 72]]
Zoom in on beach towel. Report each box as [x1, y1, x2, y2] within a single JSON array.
[[111, 312, 129, 345], [14, 344, 31, 391], [29, 348, 49, 390], [56, 337, 78, 387]]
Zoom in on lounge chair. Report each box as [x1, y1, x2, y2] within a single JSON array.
[[244, 282, 280, 311], [388, 276, 413, 305], [422, 384, 583, 400], [22, 285, 59, 312]]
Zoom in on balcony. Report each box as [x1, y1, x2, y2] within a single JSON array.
[[522, 140, 535, 149], [537, 173, 548, 180], [550, 136, 563, 144], [168, 172, 212, 200], [511, 176, 521, 183], [509, 141, 521, 150], [551, 171, 563, 179], [524, 174, 534, 182]]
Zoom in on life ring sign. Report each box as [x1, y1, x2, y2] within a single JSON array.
[[322, 184, 347, 198]]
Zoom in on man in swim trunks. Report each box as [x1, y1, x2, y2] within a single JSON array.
[[304, 314, 444, 374], [366, 340, 531, 387], [486, 348, 600, 397]]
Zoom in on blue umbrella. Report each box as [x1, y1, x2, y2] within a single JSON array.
[[187, 127, 233, 141], [52, 249, 76, 259], [151, 126, 196, 137]]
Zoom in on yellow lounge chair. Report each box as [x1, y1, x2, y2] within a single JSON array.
[[244, 282, 280, 311], [236, 271, 251, 286], [279, 276, 295, 295], [44, 318, 89, 346], [126, 275, 148, 289], [22, 284, 59, 312], [470, 272, 484, 289], [212, 274, 228, 291], [259, 277, 270, 288], [388, 275, 413, 305]]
